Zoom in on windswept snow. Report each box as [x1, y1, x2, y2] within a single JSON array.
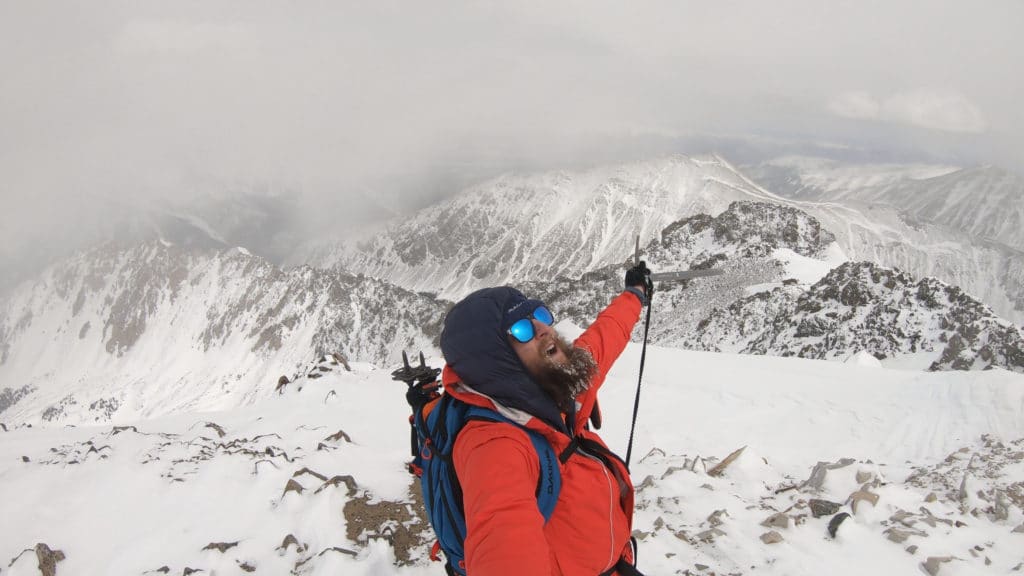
[[2, 341, 1022, 575]]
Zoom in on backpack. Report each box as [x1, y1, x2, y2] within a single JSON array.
[[393, 352, 562, 575]]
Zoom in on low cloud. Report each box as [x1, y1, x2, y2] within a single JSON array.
[[829, 90, 987, 134]]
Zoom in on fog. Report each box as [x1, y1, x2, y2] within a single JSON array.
[[1, 0, 1021, 290]]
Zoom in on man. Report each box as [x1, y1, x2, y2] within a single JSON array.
[[438, 265, 651, 575]]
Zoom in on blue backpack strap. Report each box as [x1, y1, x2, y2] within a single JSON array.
[[416, 396, 562, 575], [462, 405, 562, 521]]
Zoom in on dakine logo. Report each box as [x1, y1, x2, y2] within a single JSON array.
[[544, 448, 555, 494], [507, 301, 529, 316]]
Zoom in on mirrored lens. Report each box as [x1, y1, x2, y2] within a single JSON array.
[[508, 318, 535, 343], [533, 306, 554, 326]]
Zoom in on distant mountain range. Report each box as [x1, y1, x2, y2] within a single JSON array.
[[0, 243, 445, 424], [312, 155, 1024, 325], [746, 156, 1024, 251], [3, 154, 1024, 425]]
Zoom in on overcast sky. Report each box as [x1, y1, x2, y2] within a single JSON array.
[[1, 0, 1021, 285]]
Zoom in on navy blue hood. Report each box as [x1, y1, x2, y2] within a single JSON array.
[[440, 286, 568, 434]]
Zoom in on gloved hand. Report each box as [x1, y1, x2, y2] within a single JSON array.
[[405, 378, 441, 409], [624, 261, 654, 304]]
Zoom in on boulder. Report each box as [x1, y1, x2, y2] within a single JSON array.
[[827, 512, 851, 539], [920, 556, 955, 576], [760, 512, 789, 529], [809, 499, 842, 518]]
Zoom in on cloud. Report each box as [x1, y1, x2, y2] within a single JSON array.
[[827, 92, 881, 120], [0, 0, 1021, 290], [828, 90, 987, 134]]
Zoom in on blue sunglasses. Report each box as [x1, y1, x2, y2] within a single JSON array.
[[507, 306, 555, 343]]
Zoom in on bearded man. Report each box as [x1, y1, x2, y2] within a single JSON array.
[[438, 265, 651, 575]]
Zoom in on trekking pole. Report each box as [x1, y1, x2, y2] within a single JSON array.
[[623, 236, 725, 470], [624, 237, 651, 470]]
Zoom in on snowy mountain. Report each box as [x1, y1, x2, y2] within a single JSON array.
[[521, 201, 1024, 373], [309, 154, 1024, 326], [5, 196, 1021, 429], [3, 343, 1023, 575], [521, 200, 843, 338], [687, 261, 1024, 372], [747, 156, 1024, 251], [305, 155, 787, 300], [0, 242, 447, 426]]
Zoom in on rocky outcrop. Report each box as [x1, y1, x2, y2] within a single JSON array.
[[689, 261, 1024, 372]]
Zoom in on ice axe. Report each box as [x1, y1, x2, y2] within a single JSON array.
[[623, 235, 723, 469]]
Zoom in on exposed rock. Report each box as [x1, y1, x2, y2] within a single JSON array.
[[884, 527, 927, 543], [856, 470, 874, 483], [925, 492, 938, 503], [760, 512, 789, 529], [292, 467, 329, 482], [695, 528, 726, 543], [331, 352, 352, 371], [801, 458, 855, 492], [276, 534, 307, 554], [760, 531, 784, 544], [707, 446, 746, 477], [1012, 523, 1024, 533], [343, 480, 430, 566], [323, 429, 352, 443], [827, 512, 851, 538], [282, 479, 305, 496], [202, 542, 239, 553], [920, 556, 955, 576], [22, 455, 29, 462], [689, 259, 1024, 373], [204, 422, 226, 438], [848, 489, 880, 513], [907, 545, 919, 555], [315, 475, 359, 496], [276, 376, 290, 393], [293, 547, 358, 570], [34, 543, 66, 576], [706, 509, 729, 527], [809, 499, 842, 518]]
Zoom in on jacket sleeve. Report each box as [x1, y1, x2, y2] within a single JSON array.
[[454, 421, 553, 575], [572, 291, 643, 430]]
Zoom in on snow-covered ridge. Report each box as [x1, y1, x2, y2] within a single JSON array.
[[523, 201, 1023, 372], [303, 153, 1024, 325], [523, 200, 842, 337], [307, 154, 784, 300], [689, 261, 1024, 372], [0, 242, 446, 426], [748, 156, 1024, 251]]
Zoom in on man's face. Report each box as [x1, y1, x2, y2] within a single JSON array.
[[509, 317, 570, 377], [509, 317, 597, 412]]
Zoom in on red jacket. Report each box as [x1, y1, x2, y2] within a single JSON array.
[[444, 292, 642, 575]]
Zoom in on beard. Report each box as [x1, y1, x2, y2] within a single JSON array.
[[534, 336, 597, 412]]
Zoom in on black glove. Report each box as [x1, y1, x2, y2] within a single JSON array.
[[405, 378, 441, 410], [625, 261, 654, 304]]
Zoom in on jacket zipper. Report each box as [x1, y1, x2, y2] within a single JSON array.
[[576, 445, 617, 570]]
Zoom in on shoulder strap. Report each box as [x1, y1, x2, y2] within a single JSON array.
[[460, 404, 562, 522]]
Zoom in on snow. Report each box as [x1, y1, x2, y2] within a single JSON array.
[[2, 338, 1023, 575]]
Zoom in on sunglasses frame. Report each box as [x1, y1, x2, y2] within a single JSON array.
[[507, 306, 555, 343]]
